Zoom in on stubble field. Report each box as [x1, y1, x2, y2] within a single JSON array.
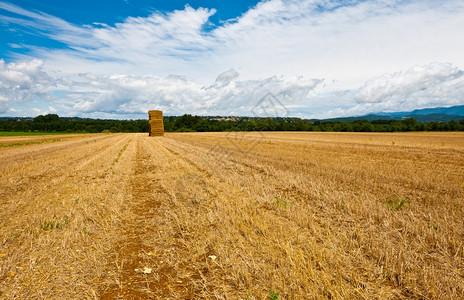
[[0, 131, 463, 299]]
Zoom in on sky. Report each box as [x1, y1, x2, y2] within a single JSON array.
[[0, 0, 464, 119]]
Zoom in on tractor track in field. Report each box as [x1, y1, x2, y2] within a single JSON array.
[[101, 137, 170, 299], [101, 135, 229, 299], [101, 136, 208, 299]]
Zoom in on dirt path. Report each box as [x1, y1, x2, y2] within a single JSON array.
[[101, 137, 169, 299], [100, 135, 229, 299]]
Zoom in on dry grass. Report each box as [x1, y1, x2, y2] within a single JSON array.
[[1, 131, 463, 299], [0, 134, 83, 147]]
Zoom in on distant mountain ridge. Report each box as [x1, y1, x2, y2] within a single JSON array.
[[377, 105, 464, 117], [324, 105, 464, 123]]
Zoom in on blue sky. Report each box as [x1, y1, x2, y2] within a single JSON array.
[[1, 0, 464, 119], [0, 0, 260, 59]]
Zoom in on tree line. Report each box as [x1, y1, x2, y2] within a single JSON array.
[[165, 114, 464, 132], [1, 113, 464, 133], [0, 114, 148, 133]]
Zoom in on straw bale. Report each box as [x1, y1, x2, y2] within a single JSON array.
[[150, 131, 164, 135], [148, 110, 163, 118], [148, 110, 165, 136], [148, 109, 162, 115]]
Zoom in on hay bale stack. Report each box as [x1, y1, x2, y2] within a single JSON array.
[[148, 110, 164, 136]]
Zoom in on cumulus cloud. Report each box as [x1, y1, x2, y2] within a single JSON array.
[[354, 63, 464, 104], [64, 70, 321, 117], [2, 0, 464, 82], [314, 62, 464, 118], [353, 63, 464, 110], [87, 5, 216, 60], [1, 0, 464, 117], [2, 60, 317, 118], [0, 59, 54, 112]]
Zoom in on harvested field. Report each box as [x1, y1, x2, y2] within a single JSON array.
[[1, 131, 463, 299], [0, 134, 84, 147]]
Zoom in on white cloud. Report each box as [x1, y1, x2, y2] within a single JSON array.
[[354, 63, 464, 105], [213, 0, 464, 83], [1, 0, 464, 117], [0, 59, 54, 112], [0, 2, 220, 81], [63, 71, 320, 117], [320, 63, 464, 118], [3, 0, 464, 81]]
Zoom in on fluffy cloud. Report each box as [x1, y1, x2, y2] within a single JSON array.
[[0, 57, 320, 118], [2, 60, 461, 119], [86, 6, 216, 62], [0, 3, 219, 79], [67, 70, 321, 117], [1, 0, 464, 117], [352, 63, 464, 111], [355, 63, 464, 104], [314, 62, 464, 118], [3, 0, 464, 82], [0, 59, 54, 112]]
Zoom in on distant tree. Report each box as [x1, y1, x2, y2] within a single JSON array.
[[33, 114, 60, 123], [402, 118, 418, 131], [195, 119, 210, 132], [174, 114, 200, 129]]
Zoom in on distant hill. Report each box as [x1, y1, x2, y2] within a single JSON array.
[[323, 105, 464, 123], [377, 105, 464, 117]]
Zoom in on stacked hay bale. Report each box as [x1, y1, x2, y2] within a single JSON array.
[[148, 110, 164, 136]]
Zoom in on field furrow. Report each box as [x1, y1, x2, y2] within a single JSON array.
[[1, 132, 463, 299]]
